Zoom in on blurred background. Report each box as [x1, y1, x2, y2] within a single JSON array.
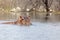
[[0, 0, 60, 22]]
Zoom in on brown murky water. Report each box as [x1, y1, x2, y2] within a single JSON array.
[[0, 11, 60, 22]]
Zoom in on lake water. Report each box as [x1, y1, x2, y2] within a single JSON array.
[[0, 21, 60, 40]]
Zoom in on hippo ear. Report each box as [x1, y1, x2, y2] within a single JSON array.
[[27, 16, 30, 19], [28, 16, 30, 17], [20, 16, 22, 18]]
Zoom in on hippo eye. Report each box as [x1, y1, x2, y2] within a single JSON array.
[[22, 19, 24, 20]]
